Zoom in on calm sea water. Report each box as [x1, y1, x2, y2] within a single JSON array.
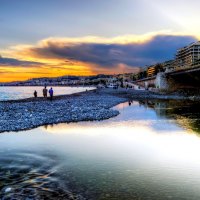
[[0, 100, 200, 199], [0, 86, 95, 101]]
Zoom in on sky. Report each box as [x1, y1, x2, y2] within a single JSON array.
[[0, 0, 200, 82]]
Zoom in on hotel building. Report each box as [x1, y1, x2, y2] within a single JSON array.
[[175, 41, 200, 68]]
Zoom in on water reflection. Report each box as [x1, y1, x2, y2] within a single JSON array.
[[138, 100, 200, 133], [1, 101, 200, 199]]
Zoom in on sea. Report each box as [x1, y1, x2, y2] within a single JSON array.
[[0, 86, 95, 101]]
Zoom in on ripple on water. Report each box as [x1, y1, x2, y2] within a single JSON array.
[[0, 152, 85, 200]]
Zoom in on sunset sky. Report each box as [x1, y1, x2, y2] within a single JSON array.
[[0, 0, 200, 82]]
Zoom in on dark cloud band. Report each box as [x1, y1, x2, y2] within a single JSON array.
[[0, 55, 43, 67], [25, 35, 196, 68]]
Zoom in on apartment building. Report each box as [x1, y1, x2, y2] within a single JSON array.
[[175, 41, 200, 68]]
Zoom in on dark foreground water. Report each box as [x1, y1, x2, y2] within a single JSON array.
[[1, 100, 200, 199]]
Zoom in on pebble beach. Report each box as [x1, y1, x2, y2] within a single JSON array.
[[0, 90, 127, 133], [0, 88, 199, 133]]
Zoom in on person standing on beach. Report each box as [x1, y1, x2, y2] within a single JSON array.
[[49, 87, 53, 101], [43, 86, 48, 98], [34, 90, 37, 98]]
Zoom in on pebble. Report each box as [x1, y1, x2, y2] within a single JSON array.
[[4, 187, 12, 193]]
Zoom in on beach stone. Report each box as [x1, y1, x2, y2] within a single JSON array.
[[4, 187, 12, 193]]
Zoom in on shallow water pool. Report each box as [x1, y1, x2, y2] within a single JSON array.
[[1, 100, 200, 199]]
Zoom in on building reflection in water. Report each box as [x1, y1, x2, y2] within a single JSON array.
[[138, 99, 200, 134]]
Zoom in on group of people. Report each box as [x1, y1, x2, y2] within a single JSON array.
[[128, 99, 133, 106], [34, 86, 54, 100]]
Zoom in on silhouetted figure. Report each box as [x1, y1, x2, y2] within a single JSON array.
[[34, 90, 37, 98], [43, 86, 48, 98], [49, 87, 53, 101]]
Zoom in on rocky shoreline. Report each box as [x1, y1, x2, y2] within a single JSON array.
[[0, 90, 128, 133], [0, 88, 199, 133]]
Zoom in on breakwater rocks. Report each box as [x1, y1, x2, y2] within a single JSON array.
[[0, 91, 127, 133]]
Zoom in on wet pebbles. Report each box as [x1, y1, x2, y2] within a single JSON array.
[[0, 91, 127, 133]]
